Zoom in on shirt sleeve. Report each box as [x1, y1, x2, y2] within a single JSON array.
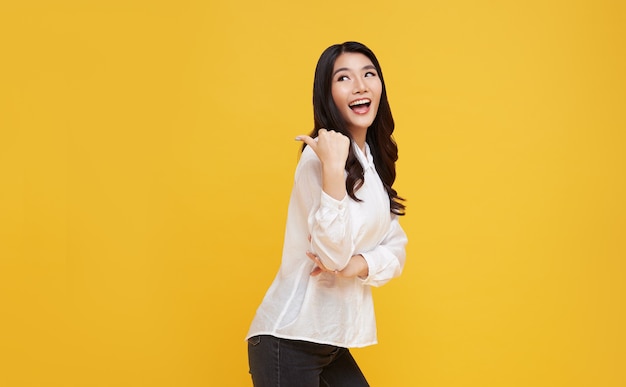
[[294, 152, 355, 271], [359, 215, 408, 287], [307, 191, 355, 271]]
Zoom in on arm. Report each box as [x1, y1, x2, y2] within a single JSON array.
[[296, 129, 348, 201], [358, 216, 407, 287], [296, 130, 354, 271], [306, 215, 407, 285]]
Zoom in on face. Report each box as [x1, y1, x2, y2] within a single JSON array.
[[331, 52, 382, 135]]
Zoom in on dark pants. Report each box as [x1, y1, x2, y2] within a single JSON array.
[[248, 335, 370, 387]]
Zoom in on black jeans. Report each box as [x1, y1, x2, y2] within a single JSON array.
[[248, 335, 370, 387]]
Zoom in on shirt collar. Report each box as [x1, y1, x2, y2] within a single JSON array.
[[353, 141, 374, 171]]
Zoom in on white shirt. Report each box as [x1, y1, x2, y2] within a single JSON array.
[[246, 142, 408, 348]]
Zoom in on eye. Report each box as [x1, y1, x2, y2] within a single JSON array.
[[337, 75, 349, 81], [365, 71, 377, 77]]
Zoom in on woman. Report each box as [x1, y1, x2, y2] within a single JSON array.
[[246, 41, 408, 387]]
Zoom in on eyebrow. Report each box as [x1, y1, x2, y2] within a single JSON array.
[[333, 65, 377, 77]]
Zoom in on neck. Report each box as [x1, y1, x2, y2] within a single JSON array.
[[349, 127, 367, 153]]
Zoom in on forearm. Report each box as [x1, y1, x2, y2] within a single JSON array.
[[321, 163, 346, 201], [359, 219, 408, 287], [308, 191, 354, 270], [341, 254, 369, 279], [308, 252, 369, 279]]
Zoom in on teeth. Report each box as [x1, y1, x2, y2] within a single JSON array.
[[349, 99, 370, 107]]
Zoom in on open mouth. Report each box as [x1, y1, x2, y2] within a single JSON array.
[[349, 99, 371, 113]]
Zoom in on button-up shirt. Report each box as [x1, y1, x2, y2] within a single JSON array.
[[246, 141, 408, 348]]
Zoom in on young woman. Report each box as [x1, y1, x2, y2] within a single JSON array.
[[246, 41, 408, 387]]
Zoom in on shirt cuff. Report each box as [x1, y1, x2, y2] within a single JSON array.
[[320, 190, 348, 211], [357, 252, 377, 285]]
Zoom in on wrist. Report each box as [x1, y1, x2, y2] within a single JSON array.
[[321, 162, 345, 173], [321, 164, 347, 201], [354, 254, 369, 279]]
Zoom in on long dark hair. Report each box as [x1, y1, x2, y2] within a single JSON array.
[[306, 41, 405, 215]]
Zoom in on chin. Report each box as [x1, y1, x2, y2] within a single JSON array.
[[355, 118, 375, 129]]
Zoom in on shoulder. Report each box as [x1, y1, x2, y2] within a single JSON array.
[[298, 145, 321, 168], [294, 145, 322, 181], [300, 144, 318, 160]]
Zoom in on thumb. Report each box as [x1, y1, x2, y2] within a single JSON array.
[[295, 135, 316, 149]]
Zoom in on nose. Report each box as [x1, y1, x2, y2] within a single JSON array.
[[353, 77, 367, 94]]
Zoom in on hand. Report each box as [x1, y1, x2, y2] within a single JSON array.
[[296, 129, 350, 200], [296, 129, 350, 170], [307, 251, 369, 279]]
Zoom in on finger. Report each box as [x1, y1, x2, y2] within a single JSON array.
[[315, 258, 333, 273], [306, 252, 326, 268], [307, 253, 329, 271], [318, 128, 337, 138], [310, 267, 322, 276], [295, 135, 316, 149]]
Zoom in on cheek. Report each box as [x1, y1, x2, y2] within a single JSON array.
[[331, 87, 339, 107], [331, 84, 350, 107], [330, 91, 339, 109], [372, 80, 383, 98], [372, 85, 383, 107]]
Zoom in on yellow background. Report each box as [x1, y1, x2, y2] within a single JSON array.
[[1, 1, 625, 386]]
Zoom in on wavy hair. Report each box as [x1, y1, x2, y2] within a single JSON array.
[[305, 41, 405, 215]]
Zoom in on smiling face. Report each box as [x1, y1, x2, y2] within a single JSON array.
[[331, 52, 382, 136]]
